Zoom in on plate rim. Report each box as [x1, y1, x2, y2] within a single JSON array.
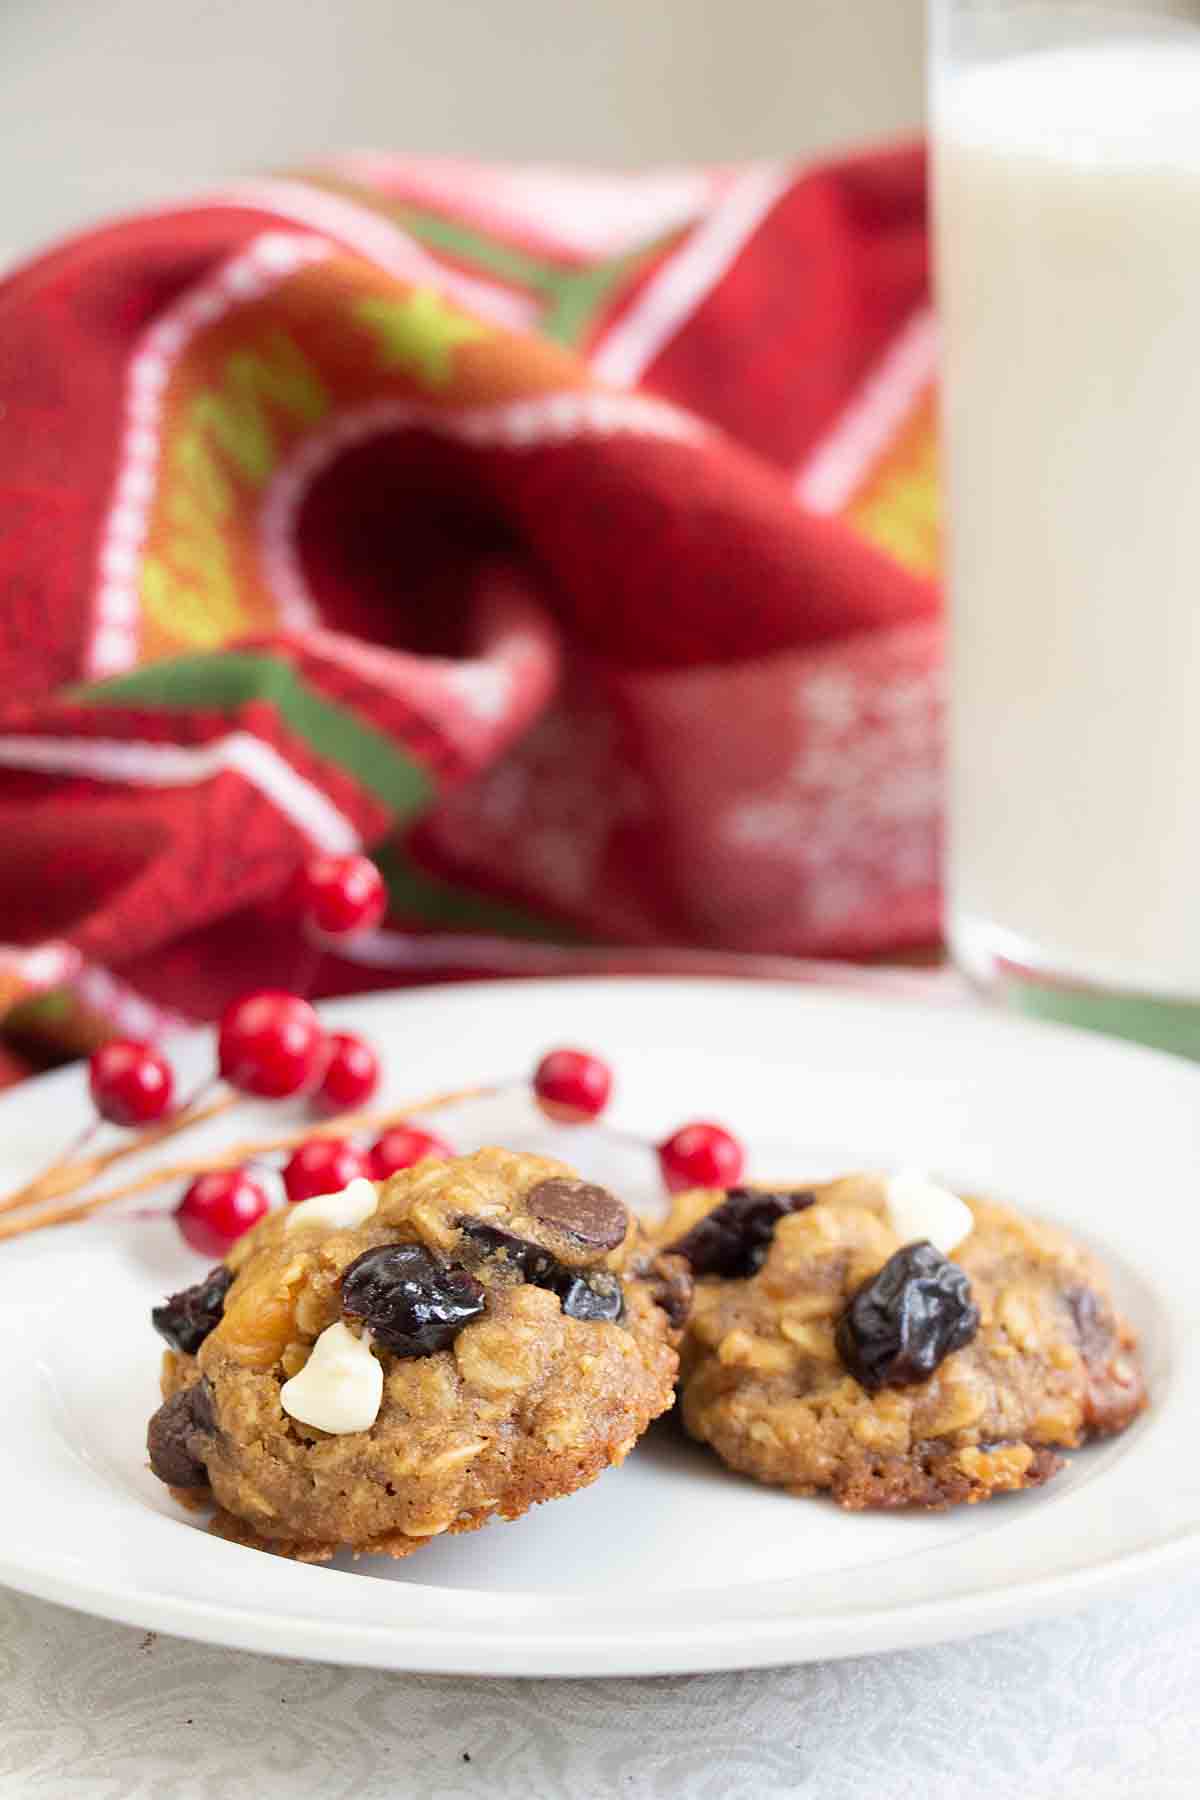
[[2, 1523, 1198, 1677]]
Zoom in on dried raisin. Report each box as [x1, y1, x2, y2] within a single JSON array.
[[459, 1220, 626, 1323], [666, 1188, 815, 1279], [147, 1381, 216, 1488], [152, 1266, 234, 1355], [341, 1244, 485, 1357], [836, 1241, 980, 1391]]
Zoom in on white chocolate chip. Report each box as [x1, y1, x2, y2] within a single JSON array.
[[285, 1175, 378, 1234], [279, 1322, 382, 1435], [885, 1170, 974, 1257]]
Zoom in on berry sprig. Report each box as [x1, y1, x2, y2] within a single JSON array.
[[0, 853, 388, 1221], [0, 1058, 238, 1218], [161, 1044, 745, 1256], [531, 1051, 745, 1192], [0, 1037, 183, 1215], [0, 1080, 488, 1245], [0, 852, 747, 1252], [0, 1031, 747, 1251]]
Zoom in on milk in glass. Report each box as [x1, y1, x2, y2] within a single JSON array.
[[936, 40, 1200, 998]]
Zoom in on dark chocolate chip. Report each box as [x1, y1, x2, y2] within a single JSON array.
[[526, 1178, 628, 1251], [458, 1221, 558, 1284], [341, 1243, 485, 1357], [147, 1382, 215, 1488], [152, 1266, 234, 1356], [553, 1269, 625, 1323], [666, 1188, 815, 1279], [835, 1241, 980, 1392], [460, 1218, 626, 1323]]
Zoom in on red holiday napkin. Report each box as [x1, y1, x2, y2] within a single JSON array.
[[0, 146, 940, 1047]]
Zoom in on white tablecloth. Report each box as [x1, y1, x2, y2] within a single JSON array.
[[3, 1573, 1198, 1797]]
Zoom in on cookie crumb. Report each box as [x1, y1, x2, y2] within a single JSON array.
[[139, 1631, 157, 1652]]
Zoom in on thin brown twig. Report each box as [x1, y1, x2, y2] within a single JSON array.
[[0, 1093, 243, 1216], [0, 1083, 493, 1244]]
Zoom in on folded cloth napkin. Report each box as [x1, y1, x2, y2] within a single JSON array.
[[0, 146, 939, 1042]]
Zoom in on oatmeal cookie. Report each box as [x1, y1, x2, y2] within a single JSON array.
[[147, 1148, 684, 1559], [656, 1173, 1145, 1510]]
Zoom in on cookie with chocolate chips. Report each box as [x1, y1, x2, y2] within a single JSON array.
[[147, 1147, 682, 1559], [654, 1173, 1146, 1510]]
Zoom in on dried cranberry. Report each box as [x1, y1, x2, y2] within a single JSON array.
[[147, 1381, 216, 1488], [666, 1187, 815, 1279], [151, 1266, 234, 1356], [459, 1220, 626, 1323], [836, 1241, 980, 1392], [340, 1244, 485, 1357]]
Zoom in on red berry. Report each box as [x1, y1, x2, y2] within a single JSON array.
[[299, 854, 387, 940], [283, 1137, 368, 1204], [367, 1125, 453, 1179], [313, 1032, 380, 1113], [218, 990, 326, 1099], [532, 1048, 613, 1124], [176, 1169, 269, 1256], [658, 1122, 746, 1195], [88, 1039, 175, 1127]]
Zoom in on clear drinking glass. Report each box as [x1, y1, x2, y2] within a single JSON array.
[[932, 0, 1200, 1055]]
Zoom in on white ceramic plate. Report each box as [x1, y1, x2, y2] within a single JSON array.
[[0, 977, 1194, 1676]]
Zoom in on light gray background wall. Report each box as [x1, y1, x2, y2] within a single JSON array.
[[1, 0, 925, 254]]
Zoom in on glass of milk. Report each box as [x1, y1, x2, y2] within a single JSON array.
[[933, 1, 1200, 1055]]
